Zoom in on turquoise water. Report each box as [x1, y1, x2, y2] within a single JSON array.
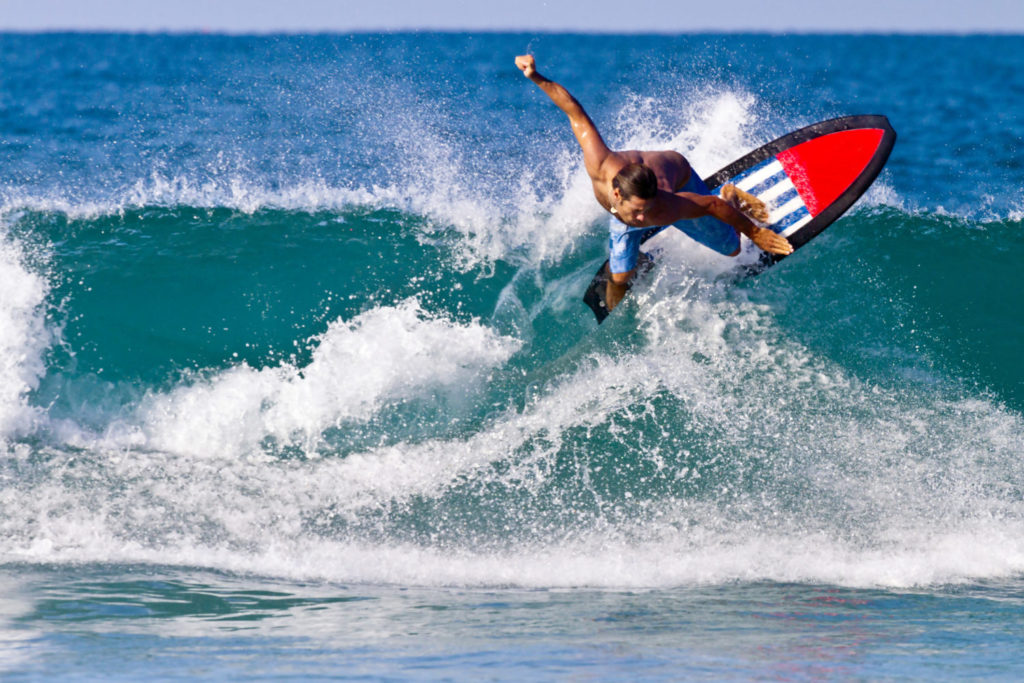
[[2, 32, 1024, 679]]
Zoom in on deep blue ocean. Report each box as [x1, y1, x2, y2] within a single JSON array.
[[2, 32, 1024, 679]]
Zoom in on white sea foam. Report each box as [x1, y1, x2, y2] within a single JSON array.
[[615, 89, 762, 177], [6, 466, 1024, 590], [0, 230, 55, 441], [87, 299, 521, 460]]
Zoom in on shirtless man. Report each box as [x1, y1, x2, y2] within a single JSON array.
[[514, 55, 793, 311]]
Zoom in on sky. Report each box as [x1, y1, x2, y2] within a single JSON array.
[[1, 0, 1023, 34]]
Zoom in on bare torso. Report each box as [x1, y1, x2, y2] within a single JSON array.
[[592, 150, 694, 227]]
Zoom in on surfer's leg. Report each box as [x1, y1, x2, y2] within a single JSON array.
[[607, 218, 644, 311], [672, 173, 745, 256], [608, 220, 642, 274], [607, 223, 640, 310], [672, 215, 741, 256], [605, 266, 634, 311]]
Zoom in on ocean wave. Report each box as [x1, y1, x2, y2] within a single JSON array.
[[4, 258, 1024, 590], [70, 299, 522, 460]]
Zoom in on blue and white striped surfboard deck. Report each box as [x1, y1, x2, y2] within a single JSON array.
[[583, 115, 897, 323]]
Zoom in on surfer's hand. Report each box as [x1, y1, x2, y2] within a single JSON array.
[[750, 226, 794, 256], [515, 55, 536, 78]]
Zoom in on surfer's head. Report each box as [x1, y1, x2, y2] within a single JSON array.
[[612, 163, 657, 224], [613, 163, 658, 200]]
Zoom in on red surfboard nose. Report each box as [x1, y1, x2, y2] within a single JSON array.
[[776, 128, 886, 217]]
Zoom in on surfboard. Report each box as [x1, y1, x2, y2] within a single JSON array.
[[583, 115, 897, 322]]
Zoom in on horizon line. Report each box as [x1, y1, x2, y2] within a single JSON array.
[[2, 28, 1023, 37]]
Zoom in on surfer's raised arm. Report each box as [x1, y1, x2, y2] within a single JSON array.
[[515, 55, 612, 179]]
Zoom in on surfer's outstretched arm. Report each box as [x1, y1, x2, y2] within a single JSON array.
[[515, 55, 612, 178], [670, 193, 794, 256]]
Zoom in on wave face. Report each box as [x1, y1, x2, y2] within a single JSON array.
[[2, 33, 1024, 590]]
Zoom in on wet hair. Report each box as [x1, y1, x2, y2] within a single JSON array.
[[612, 163, 658, 200]]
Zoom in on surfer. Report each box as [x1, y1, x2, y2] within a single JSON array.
[[515, 54, 793, 311]]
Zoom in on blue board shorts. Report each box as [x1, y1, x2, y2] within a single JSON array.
[[608, 172, 740, 273]]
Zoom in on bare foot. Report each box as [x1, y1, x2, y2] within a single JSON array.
[[722, 184, 770, 223]]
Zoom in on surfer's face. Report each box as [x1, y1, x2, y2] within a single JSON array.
[[615, 195, 654, 225]]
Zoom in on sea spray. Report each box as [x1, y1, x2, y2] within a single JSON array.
[[0, 229, 54, 440]]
